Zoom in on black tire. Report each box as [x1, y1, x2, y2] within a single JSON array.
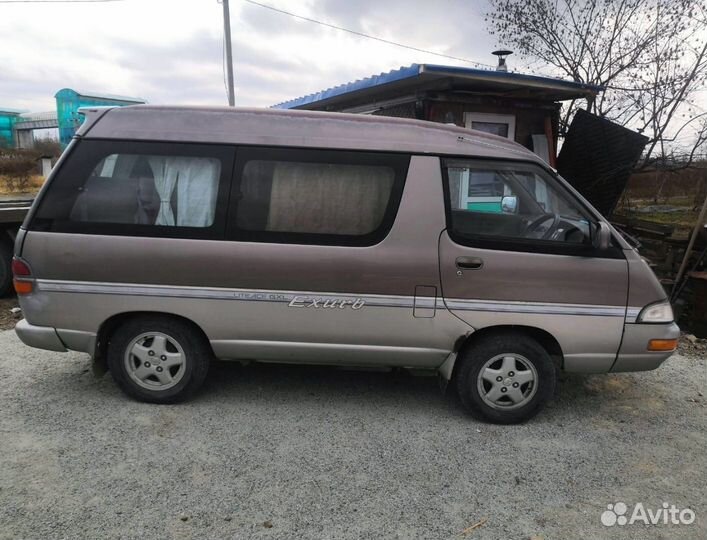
[[455, 332, 556, 424], [0, 241, 13, 298], [107, 316, 211, 403]]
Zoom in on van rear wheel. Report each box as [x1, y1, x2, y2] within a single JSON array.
[[455, 332, 556, 424], [107, 316, 210, 403]]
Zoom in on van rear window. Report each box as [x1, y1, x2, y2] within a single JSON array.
[[30, 140, 233, 238], [71, 154, 220, 227]]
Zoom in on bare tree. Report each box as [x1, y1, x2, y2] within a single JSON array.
[[486, 0, 707, 169]]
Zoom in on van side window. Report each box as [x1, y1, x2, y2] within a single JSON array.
[[443, 159, 592, 248], [31, 140, 233, 239], [230, 148, 409, 246], [71, 154, 221, 227]]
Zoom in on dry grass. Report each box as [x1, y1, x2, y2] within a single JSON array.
[[617, 165, 707, 235], [0, 175, 45, 196], [636, 210, 698, 229], [616, 197, 700, 232]]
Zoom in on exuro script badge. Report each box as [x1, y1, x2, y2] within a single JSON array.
[[288, 296, 365, 310]]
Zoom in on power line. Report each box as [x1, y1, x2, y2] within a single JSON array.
[[241, 0, 495, 69]]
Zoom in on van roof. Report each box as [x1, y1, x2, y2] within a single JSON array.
[[80, 105, 544, 163]]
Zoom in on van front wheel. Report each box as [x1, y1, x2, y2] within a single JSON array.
[[455, 332, 556, 424], [107, 316, 211, 403]]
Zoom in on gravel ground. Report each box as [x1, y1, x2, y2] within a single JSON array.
[[0, 329, 705, 540]]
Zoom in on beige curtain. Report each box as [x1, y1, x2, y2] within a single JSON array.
[[266, 162, 394, 235]]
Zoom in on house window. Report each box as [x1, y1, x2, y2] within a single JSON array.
[[463, 112, 516, 141]]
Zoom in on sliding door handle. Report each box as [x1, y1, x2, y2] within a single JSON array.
[[456, 256, 484, 270]]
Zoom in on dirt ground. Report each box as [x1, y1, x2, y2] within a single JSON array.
[[0, 296, 20, 330]]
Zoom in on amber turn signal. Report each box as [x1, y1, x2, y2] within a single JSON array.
[[13, 279, 33, 295], [647, 339, 678, 352]]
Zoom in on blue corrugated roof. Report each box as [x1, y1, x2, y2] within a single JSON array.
[[273, 65, 421, 109], [273, 64, 603, 109]]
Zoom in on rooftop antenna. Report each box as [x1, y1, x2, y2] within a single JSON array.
[[492, 50, 513, 72]]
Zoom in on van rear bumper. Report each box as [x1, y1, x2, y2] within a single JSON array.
[[611, 322, 680, 372], [15, 320, 68, 352]]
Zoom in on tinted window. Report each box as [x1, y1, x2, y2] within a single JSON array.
[[71, 154, 220, 227], [31, 140, 234, 239], [230, 148, 408, 246], [443, 159, 592, 247]]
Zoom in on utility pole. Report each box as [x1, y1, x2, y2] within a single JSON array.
[[222, 0, 235, 106]]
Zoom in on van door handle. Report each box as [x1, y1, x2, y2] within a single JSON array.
[[456, 256, 484, 270]]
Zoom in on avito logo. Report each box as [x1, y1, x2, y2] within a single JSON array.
[[601, 502, 696, 527]]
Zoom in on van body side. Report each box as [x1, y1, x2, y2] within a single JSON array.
[[13, 106, 679, 422]]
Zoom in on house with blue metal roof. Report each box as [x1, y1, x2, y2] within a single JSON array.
[[274, 62, 603, 167]]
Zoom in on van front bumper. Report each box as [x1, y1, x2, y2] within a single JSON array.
[[15, 320, 68, 352], [611, 322, 680, 372]]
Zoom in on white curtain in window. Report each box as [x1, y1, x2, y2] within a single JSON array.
[[266, 162, 393, 235], [148, 157, 220, 227], [148, 156, 180, 226], [176, 158, 220, 227]]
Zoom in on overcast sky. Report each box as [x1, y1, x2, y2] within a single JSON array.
[[1, 0, 499, 112]]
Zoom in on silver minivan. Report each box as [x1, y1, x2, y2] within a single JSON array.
[[13, 106, 679, 423]]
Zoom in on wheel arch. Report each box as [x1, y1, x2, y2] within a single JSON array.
[[441, 325, 564, 383], [92, 311, 213, 372]]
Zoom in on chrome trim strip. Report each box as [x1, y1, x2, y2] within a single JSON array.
[[36, 279, 417, 309], [444, 298, 627, 317], [35, 279, 637, 318]]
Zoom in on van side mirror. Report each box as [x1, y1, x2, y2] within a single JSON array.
[[594, 221, 612, 250], [501, 196, 518, 214]]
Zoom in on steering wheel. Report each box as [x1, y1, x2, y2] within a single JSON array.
[[524, 213, 562, 240]]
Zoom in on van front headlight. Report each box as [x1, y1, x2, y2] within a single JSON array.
[[636, 300, 674, 323]]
